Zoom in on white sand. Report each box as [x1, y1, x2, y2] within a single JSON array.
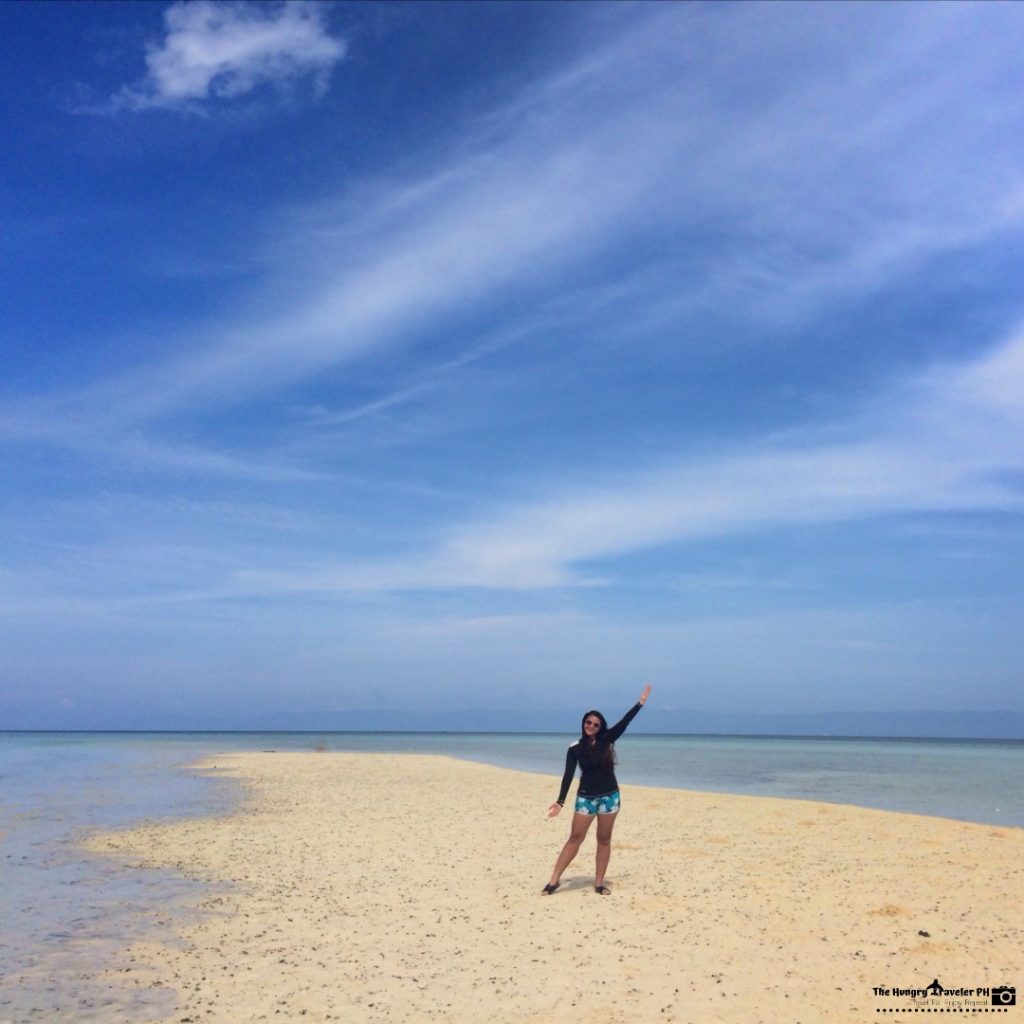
[[75, 751, 1023, 1023]]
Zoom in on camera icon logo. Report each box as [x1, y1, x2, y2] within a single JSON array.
[[992, 986, 1015, 1006]]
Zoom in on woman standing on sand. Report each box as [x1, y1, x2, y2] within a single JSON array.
[[543, 684, 652, 896]]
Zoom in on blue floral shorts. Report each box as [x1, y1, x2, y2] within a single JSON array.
[[574, 790, 621, 816]]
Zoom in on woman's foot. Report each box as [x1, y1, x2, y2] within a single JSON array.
[[594, 884, 611, 895], [542, 882, 560, 895]]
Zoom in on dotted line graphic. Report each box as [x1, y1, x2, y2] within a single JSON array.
[[876, 1009, 1011, 1014]]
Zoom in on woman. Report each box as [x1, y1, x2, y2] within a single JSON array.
[[543, 684, 651, 895]]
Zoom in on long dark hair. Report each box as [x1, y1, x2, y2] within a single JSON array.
[[580, 709, 616, 770]]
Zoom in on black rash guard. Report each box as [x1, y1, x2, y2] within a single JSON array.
[[556, 702, 643, 805]]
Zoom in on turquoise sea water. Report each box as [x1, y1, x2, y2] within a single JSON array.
[[1, 730, 1022, 1022]]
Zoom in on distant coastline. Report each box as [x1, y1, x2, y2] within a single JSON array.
[[4, 708, 1023, 739], [4, 729, 1024, 746]]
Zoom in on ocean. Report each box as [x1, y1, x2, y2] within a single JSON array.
[[1, 730, 1021, 1022]]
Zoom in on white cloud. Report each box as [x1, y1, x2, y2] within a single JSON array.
[[70, 1, 1020, 420], [12, 2, 1024, 595], [437, 331, 1024, 588], [0, 399, 321, 481], [218, 327, 1024, 596], [113, 0, 345, 111]]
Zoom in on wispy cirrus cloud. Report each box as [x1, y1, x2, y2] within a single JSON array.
[[5, 2, 1024, 723], [0, 401, 320, 481], [436, 331, 1024, 588], [7, 321, 1018, 615], [221, 326, 1024, 597], [67, 2, 1020, 423], [6, 3, 1021, 501], [108, 0, 345, 112], [9, 4, 1024, 587]]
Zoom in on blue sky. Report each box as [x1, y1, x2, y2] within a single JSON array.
[[2, 1, 1023, 730]]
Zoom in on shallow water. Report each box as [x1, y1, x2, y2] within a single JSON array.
[[0, 736, 236, 1023]]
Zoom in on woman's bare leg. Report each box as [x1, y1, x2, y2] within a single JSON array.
[[547, 813, 594, 886], [594, 811, 618, 889]]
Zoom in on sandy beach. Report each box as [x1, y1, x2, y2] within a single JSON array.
[[71, 751, 1023, 1023]]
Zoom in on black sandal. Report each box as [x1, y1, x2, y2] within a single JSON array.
[[542, 882, 560, 895], [594, 885, 611, 895]]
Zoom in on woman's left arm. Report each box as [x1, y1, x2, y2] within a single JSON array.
[[605, 685, 652, 742]]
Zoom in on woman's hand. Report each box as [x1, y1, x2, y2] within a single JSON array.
[[547, 803, 562, 818], [638, 684, 652, 705]]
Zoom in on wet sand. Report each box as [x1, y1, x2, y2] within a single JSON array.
[[78, 751, 1022, 1023]]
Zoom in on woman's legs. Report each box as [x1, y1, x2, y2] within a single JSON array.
[[594, 810, 618, 890], [547, 813, 594, 887]]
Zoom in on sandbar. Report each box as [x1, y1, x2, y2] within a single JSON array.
[[77, 751, 1022, 1023]]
